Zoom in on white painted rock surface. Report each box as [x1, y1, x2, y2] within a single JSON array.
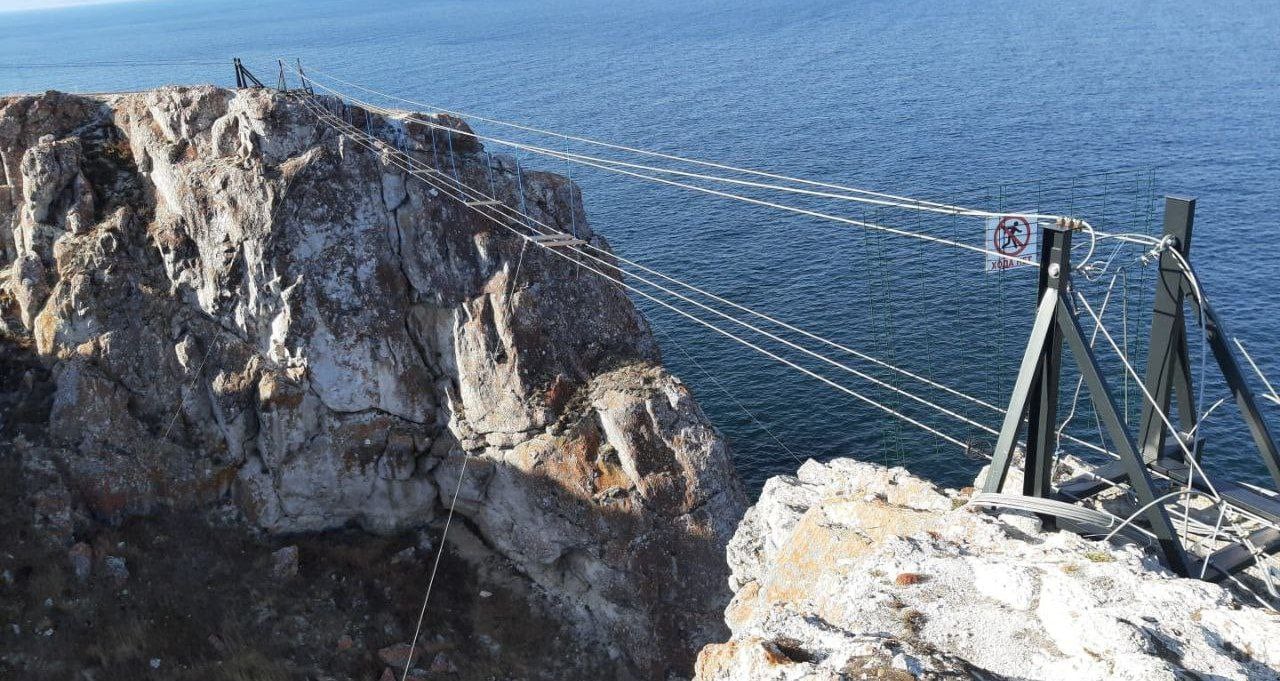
[[696, 458, 1280, 680]]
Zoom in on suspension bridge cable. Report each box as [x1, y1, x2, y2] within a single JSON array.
[[295, 94, 977, 452], [299, 94, 1280, 580], [1187, 398, 1230, 439], [334, 94, 1133, 464], [1236, 338, 1280, 404], [293, 66, 1112, 267], [341, 91, 1061, 221], [159, 332, 219, 441], [308, 104, 969, 451], [296, 94, 1003, 441], [297, 60, 1120, 269], [315, 80, 1110, 274], [295, 63, 1009, 214], [293, 74, 1046, 265], [481, 170, 1018, 417], [969, 492, 1156, 541], [299, 92, 1184, 480], [296, 93, 1131, 468], [1102, 488, 1222, 543]]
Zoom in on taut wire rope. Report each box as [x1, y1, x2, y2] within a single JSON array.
[[292, 67, 1109, 268], [293, 90, 1280, 591], [294, 93, 977, 450]]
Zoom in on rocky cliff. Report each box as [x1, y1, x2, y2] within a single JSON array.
[[0, 86, 745, 679], [694, 458, 1280, 680]]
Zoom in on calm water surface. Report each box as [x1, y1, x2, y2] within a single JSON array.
[[2, 0, 1278, 492]]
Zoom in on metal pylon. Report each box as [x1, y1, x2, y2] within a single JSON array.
[[982, 223, 1190, 575], [991, 198, 1280, 581]]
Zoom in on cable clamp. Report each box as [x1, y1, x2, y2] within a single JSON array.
[[1139, 234, 1177, 266]]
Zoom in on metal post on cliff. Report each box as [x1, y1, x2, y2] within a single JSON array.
[[984, 221, 1190, 575], [232, 58, 266, 89]]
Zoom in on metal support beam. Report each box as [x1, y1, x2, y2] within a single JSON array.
[[983, 227, 1072, 498], [982, 291, 1058, 494], [1138, 197, 1197, 464], [996, 201, 1278, 579], [1199, 295, 1280, 487], [1024, 229, 1071, 505], [232, 58, 265, 89], [1139, 197, 1280, 487], [1058, 295, 1191, 575], [1170, 324, 1197, 439], [987, 224, 1190, 574], [295, 59, 314, 95]]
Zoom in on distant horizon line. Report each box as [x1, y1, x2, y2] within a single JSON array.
[[0, 0, 151, 14]]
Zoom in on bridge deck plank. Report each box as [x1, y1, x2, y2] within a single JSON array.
[[1196, 528, 1280, 582]]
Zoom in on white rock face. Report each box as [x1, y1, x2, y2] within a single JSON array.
[[696, 458, 1280, 680], [0, 86, 746, 678]]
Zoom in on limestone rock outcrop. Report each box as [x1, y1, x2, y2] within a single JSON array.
[[695, 458, 1280, 680], [0, 86, 745, 678]]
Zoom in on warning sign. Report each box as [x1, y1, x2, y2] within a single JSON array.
[[984, 215, 1037, 273]]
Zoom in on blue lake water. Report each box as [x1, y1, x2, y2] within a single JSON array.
[[3, 0, 1279, 492]]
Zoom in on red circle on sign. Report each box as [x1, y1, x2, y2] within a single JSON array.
[[992, 216, 1031, 256]]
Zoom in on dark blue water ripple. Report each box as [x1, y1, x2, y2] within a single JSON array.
[[3, 0, 1277, 493]]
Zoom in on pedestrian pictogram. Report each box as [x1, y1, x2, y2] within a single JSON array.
[[984, 215, 1037, 272]]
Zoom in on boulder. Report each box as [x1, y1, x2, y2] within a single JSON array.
[[696, 458, 1280, 680]]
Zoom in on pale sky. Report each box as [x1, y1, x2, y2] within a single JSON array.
[[0, 0, 136, 12]]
